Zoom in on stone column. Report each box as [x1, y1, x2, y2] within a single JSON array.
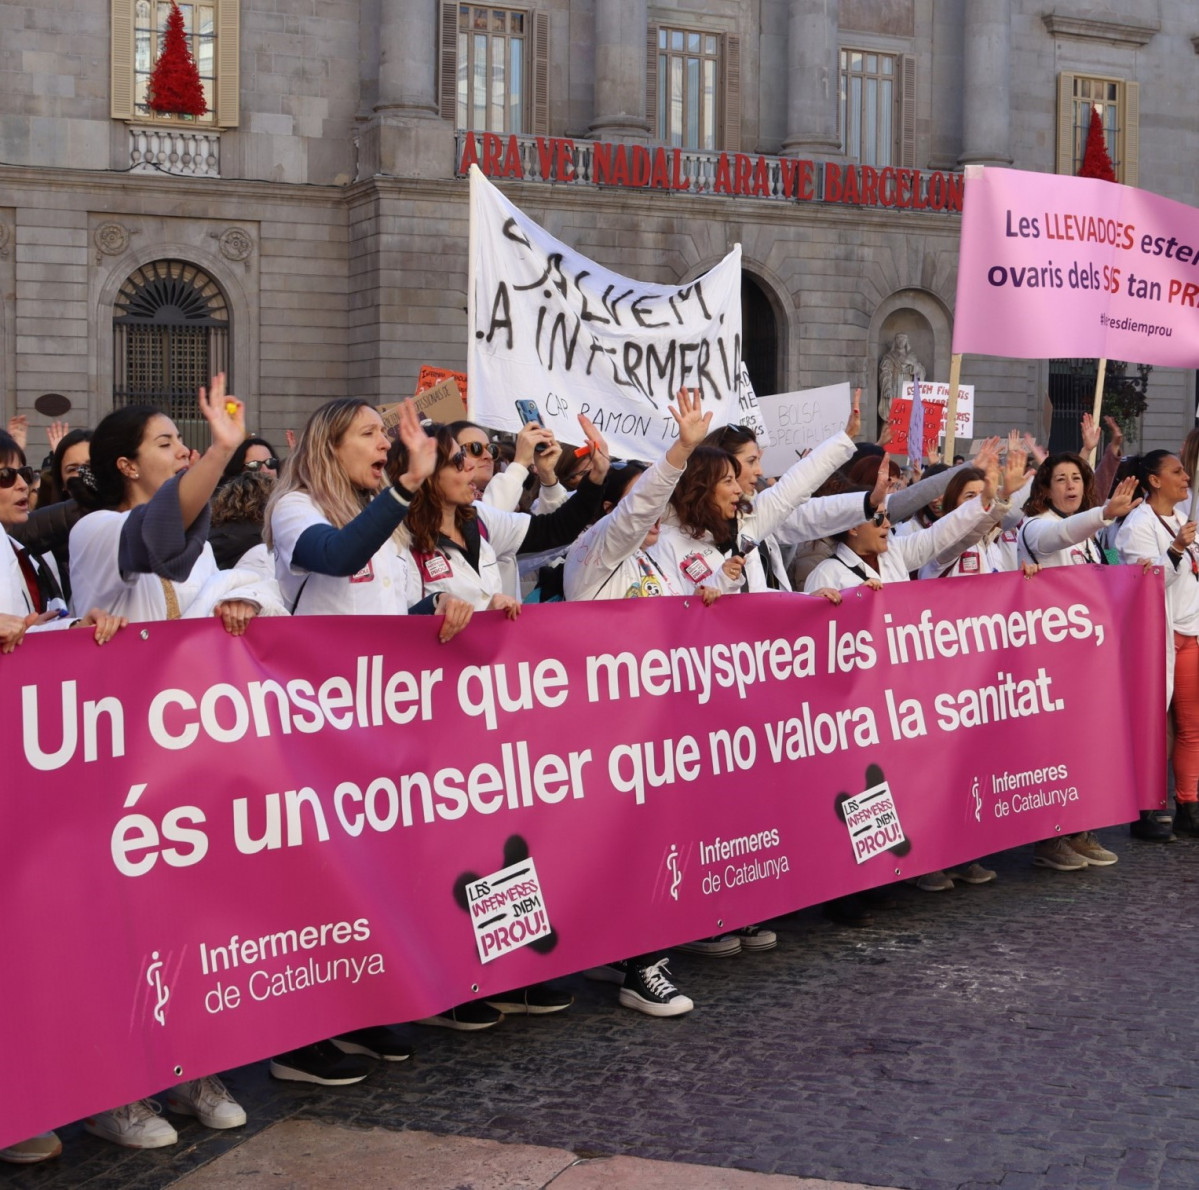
[[376, 0, 438, 113], [781, 0, 841, 156], [362, 0, 449, 178], [588, 0, 650, 141], [958, 0, 1012, 166]]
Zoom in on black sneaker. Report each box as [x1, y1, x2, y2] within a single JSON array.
[[1131, 809, 1176, 841], [619, 958, 694, 1017], [416, 1002, 503, 1031], [269, 1041, 372, 1085], [484, 983, 574, 1015], [331, 1026, 414, 1062]]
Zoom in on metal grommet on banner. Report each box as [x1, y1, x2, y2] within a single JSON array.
[[894, 867, 901, 876], [140, 629, 149, 640], [1054, 824, 1061, 832], [470, 983, 479, 993], [173, 1065, 183, 1077], [716, 919, 724, 928]]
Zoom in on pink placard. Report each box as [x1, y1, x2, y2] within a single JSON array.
[[0, 568, 1164, 1145], [953, 166, 1199, 366]]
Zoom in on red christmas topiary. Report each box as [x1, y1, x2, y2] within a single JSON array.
[[146, 1, 208, 117], [1078, 105, 1116, 182]]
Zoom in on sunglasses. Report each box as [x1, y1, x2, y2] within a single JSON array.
[[446, 448, 468, 472], [244, 457, 280, 472], [0, 465, 35, 489], [463, 441, 499, 460], [870, 509, 890, 528]]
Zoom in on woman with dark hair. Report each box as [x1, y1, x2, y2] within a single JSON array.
[[0, 429, 123, 644], [210, 470, 275, 571], [70, 381, 280, 632], [220, 436, 280, 483], [67, 377, 284, 1149], [395, 414, 610, 614], [802, 441, 1010, 594], [1116, 450, 1199, 841], [917, 445, 1029, 579], [565, 391, 708, 607], [701, 398, 877, 592], [42, 427, 92, 507], [1015, 452, 1142, 871]]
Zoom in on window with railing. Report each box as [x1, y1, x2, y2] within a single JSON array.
[[655, 27, 720, 151], [840, 48, 896, 167], [1056, 74, 1139, 185], [455, 4, 526, 133]]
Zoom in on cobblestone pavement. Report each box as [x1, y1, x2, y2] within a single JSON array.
[[5, 825, 1197, 1190]]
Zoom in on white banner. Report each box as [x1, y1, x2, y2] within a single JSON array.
[[467, 166, 744, 458], [755, 383, 852, 478], [902, 381, 975, 439]]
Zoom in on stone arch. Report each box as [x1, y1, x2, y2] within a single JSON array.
[[91, 239, 257, 431], [867, 287, 952, 431]]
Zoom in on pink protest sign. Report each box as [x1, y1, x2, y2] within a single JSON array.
[[953, 166, 1199, 366], [0, 568, 1163, 1145]]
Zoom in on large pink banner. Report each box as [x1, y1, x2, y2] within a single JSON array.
[[0, 568, 1164, 1146], [952, 166, 1199, 366]]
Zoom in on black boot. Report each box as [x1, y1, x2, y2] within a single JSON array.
[[1175, 802, 1199, 837], [1130, 810, 1175, 842]]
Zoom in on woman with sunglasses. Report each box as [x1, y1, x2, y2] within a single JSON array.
[[395, 415, 611, 615], [0, 430, 124, 646], [221, 437, 280, 483], [704, 394, 901, 592], [801, 440, 1009, 595]]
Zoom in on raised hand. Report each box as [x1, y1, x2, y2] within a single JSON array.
[[1103, 475, 1142, 520], [1080, 412, 1101, 455], [1001, 445, 1028, 498], [46, 420, 70, 453], [846, 388, 862, 439], [533, 435, 563, 486], [666, 388, 712, 468], [395, 399, 437, 489], [513, 420, 553, 469], [576, 412, 611, 483], [6, 415, 27, 451], [198, 373, 246, 456], [1021, 432, 1047, 465], [1103, 414, 1124, 456]]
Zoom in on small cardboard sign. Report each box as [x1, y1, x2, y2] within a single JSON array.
[[842, 778, 907, 864], [465, 856, 552, 964], [379, 377, 467, 435], [417, 365, 469, 401], [902, 381, 975, 439]]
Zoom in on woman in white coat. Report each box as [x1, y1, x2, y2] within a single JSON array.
[[1116, 450, 1199, 840], [68, 377, 279, 1150], [1015, 452, 1142, 869]]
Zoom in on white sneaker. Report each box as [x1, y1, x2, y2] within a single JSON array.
[[84, 1100, 178, 1149], [166, 1076, 247, 1129]]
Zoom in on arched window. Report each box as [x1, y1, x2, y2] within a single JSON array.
[[741, 275, 779, 398], [113, 260, 230, 446]]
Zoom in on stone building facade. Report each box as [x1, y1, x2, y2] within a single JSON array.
[[0, 0, 1195, 454]]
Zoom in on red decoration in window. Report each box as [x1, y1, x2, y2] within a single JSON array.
[[146, 2, 208, 117], [1079, 105, 1117, 182]]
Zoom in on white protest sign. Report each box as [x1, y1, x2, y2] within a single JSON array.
[[468, 165, 744, 459], [842, 778, 907, 865], [735, 362, 773, 447], [903, 380, 975, 439], [464, 855, 553, 964], [755, 383, 852, 478]]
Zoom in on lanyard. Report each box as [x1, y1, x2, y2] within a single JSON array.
[[1153, 510, 1199, 578]]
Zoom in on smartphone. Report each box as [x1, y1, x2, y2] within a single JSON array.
[[515, 399, 549, 452]]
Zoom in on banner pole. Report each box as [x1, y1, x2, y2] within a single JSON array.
[[465, 164, 479, 421], [943, 353, 963, 463], [1087, 358, 1107, 468]]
